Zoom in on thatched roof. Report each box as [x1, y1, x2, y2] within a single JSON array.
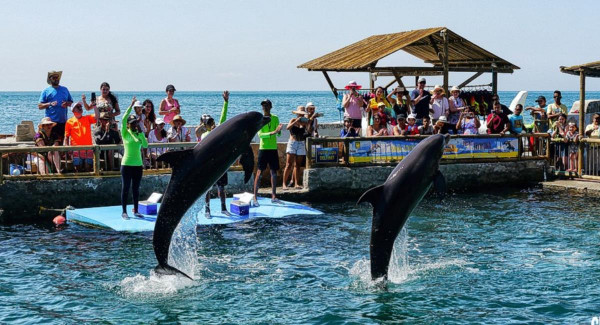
[[560, 61, 600, 78], [298, 27, 519, 74]]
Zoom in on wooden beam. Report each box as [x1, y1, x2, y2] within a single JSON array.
[[384, 78, 398, 89], [442, 29, 449, 95], [322, 71, 338, 98], [457, 72, 484, 88], [310, 67, 514, 73], [428, 35, 444, 63]]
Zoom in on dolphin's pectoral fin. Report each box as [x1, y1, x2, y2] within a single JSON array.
[[156, 149, 194, 169], [239, 146, 254, 183], [357, 185, 384, 206], [433, 170, 446, 196]]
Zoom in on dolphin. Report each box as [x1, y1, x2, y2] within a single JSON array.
[[153, 111, 270, 279], [357, 134, 449, 280]]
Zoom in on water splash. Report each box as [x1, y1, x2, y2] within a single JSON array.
[[117, 272, 196, 298], [167, 199, 204, 279]]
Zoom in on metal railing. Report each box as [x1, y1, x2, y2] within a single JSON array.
[[306, 133, 550, 168], [0, 142, 208, 181], [579, 138, 600, 179]]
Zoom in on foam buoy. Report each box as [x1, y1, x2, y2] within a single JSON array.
[[12, 169, 20, 176], [53, 215, 66, 226]]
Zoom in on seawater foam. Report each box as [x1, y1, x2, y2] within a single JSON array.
[[350, 228, 468, 287], [118, 198, 205, 297]]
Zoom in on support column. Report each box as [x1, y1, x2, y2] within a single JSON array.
[[492, 70, 498, 95], [442, 29, 449, 94], [578, 70, 586, 175]]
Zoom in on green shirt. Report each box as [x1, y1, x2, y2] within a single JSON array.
[[201, 101, 228, 140], [258, 114, 280, 150], [121, 105, 148, 166]]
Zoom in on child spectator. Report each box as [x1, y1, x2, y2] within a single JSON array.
[[456, 106, 480, 134], [509, 104, 526, 134], [367, 112, 389, 136], [340, 116, 358, 137], [392, 114, 407, 136], [132, 101, 146, 134], [418, 116, 433, 135], [551, 113, 568, 171], [565, 122, 579, 172], [406, 114, 420, 135], [64, 102, 97, 172]]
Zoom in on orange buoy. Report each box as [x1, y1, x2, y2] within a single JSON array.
[[53, 215, 66, 226]]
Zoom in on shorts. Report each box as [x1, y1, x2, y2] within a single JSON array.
[[257, 149, 279, 171], [73, 149, 94, 166], [286, 140, 306, 156], [351, 118, 361, 128], [51, 122, 66, 143]]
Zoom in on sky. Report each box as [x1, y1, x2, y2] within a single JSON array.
[[1, 0, 599, 92]]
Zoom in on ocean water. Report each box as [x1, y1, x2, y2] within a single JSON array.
[[1, 90, 599, 134], [0, 189, 598, 323]]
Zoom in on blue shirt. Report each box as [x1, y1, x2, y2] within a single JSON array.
[[340, 128, 358, 137], [509, 114, 524, 133], [39, 86, 73, 123]]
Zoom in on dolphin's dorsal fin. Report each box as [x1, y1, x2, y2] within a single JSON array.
[[156, 149, 194, 169], [356, 185, 384, 206]]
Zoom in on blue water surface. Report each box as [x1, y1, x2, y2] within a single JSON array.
[[1, 91, 599, 134], [0, 188, 598, 323]]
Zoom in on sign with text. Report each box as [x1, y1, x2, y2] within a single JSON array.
[[316, 147, 339, 163]]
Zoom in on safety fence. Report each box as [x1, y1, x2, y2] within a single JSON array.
[[579, 138, 600, 179], [306, 134, 551, 168], [0, 142, 203, 181]]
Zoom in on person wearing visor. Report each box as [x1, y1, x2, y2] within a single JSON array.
[[120, 97, 148, 219]]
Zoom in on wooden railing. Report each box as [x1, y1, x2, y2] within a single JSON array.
[[306, 133, 551, 168]]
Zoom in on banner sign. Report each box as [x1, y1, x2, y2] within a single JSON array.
[[316, 147, 339, 163], [348, 137, 519, 163]]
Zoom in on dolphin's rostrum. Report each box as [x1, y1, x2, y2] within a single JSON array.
[[153, 112, 270, 279], [358, 134, 449, 280]]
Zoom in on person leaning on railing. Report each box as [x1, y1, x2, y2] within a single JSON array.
[[340, 116, 358, 137], [147, 118, 168, 166], [486, 101, 510, 135], [418, 116, 434, 135], [550, 113, 568, 171], [94, 112, 121, 171], [585, 113, 600, 137], [508, 104, 526, 134], [368, 112, 389, 137], [34, 117, 63, 174], [64, 100, 98, 172]]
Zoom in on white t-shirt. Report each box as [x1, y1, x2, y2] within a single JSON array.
[[431, 97, 449, 120]]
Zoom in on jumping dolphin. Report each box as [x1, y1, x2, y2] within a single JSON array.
[[153, 112, 269, 279], [357, 134, 449, 280]]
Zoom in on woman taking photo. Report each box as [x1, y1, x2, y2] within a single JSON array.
[[121, 96, 148, 219], [159, 84, 180, 125], [456, 106, 480, 135], [283, 105, 309, 190], [83, 82, 120, 129]]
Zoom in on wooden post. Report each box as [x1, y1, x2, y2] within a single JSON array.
[[369, 72, 375, 90], [442, 29, 449, 94], [344, 139, 350, 166], [93, 146, 101, 176], [322, 71, 338, 98], [578, 70, 586, 175], [492, 70, 498, 95]]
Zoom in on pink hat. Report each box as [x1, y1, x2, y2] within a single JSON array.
[[345, 80, 362, 90]]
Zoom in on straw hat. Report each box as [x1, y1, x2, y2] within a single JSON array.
[[345, 80, 362, 90], [377, 102, 386, 108], [46, 71, 62, 85], [432, 85, 445, 94], [171, 115, 186, 126], [292, 105, 308, 115], [450, 86, 460, 93], [39, 117, 56, 127]]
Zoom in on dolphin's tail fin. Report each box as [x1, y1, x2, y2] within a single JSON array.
[[154, 264, 194, 280], [357, 185, 384, 206]]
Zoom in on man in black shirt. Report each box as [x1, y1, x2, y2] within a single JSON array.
[[411, 77, 432, 125]]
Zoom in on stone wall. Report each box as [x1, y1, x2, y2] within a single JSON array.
[[302, 160, 548, 200]]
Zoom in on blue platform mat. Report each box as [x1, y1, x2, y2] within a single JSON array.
[[66, 197, 323, 232]]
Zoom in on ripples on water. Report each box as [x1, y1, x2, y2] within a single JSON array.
[[1, 188, 599, 323]]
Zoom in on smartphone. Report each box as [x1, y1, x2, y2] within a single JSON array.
[[300, 117, 309, 123], [91, 92, 96, 103]]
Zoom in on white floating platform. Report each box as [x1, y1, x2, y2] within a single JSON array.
[[66, 197, 323, 232]]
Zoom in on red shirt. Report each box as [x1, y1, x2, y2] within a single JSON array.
[[65, 115, 97, 145]]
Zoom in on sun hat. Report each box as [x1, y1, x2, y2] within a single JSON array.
[[166, 84, 176, 92], [39, 117, 56, 126], [155, 117, 165, 125], [171, 115, 186, 126], [377, 102, 386, 108], [46, 71, 62, 85], [437, 116, 448, 123], [99, 112, 111, 120], [407, 113, 417, 120], [433, 85, 444, 93], [133, 101, 143, 108], [418, 77, 426, 83], [292, 105, 308, 115], [71, 102, 83, 111], [535, 95, 546, 103], [450, 86, 460, 93], [345, 80, 362, 90]]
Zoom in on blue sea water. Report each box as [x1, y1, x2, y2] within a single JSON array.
[[0, 189, 599, 323], [1, 90, 599, 134]]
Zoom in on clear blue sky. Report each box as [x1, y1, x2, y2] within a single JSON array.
[[1, 0, 599, 91]]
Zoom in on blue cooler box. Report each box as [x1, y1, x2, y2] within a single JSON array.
[[230, 200, 250, 216], [139, 201, 157, 215]]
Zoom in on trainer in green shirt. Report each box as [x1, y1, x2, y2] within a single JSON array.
[[258, 113, 281, 149], [121, 102, 148, 166]]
